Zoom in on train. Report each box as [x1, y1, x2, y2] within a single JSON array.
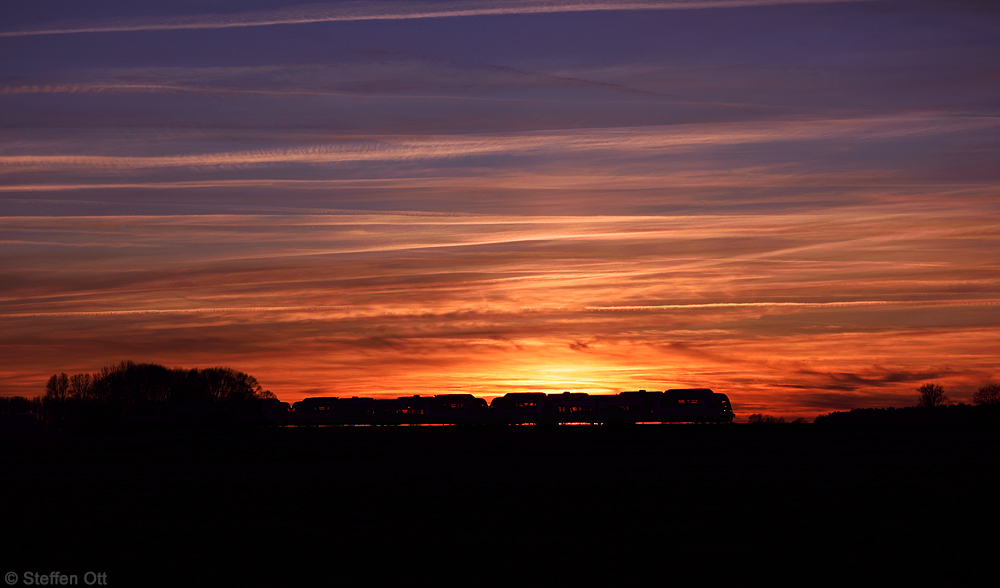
[[290, 389, 734, 425], [123, 389, 735, 426]]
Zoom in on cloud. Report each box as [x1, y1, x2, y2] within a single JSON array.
[[793, 367, 960, 391], [3, 206, 998, 412], [0, 0, 880, 38], [782, 391, 923, 410], [588, 299, 1000, 311], [4, 114, 995, 174]]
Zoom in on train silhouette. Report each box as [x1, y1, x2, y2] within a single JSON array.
[[290, 389, 734, 425], [124, 389, 734, 426]]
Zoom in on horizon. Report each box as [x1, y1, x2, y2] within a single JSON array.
[[2, 0, 999, 421]]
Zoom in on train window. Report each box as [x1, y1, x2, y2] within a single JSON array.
[[557, 406, 592, 413], [315, 406, 329, 411], [514, 402, 538, 409], [676, 399, 700, 406]]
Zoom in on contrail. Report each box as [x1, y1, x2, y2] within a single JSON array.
[[3, 299, 998, 319], [2, 114, 995, 173], [0, 0, 880, 38], [0, 306, 357, 319], [0, 83, 358, 97], [587, 299, 1000, 311]]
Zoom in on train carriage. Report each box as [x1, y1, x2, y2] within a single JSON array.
[[488, 392, 548, 424], [379, 396, 431, 425], [596, 391, 648, 424], [654, 389, 735, 423], [427, 394, 489, 425], [290, 396, 343, 425], [291, 394, 490, 426], [551, 392, 598, 424]]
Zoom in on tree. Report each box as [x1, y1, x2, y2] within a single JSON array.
[[45, 373, 69, 401], [973, 383, 1000, 406], [90, 361, 173, 405], [68, 373, 92, 399], [38, 361, 277, 429], [917, 383, 947, 408], [200, 367, 266, 402], [43, 373, 71, 427]]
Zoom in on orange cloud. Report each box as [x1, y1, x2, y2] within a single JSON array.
[[2, 209, 997, 419]]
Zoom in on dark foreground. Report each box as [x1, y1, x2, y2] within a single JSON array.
[[3, 425, 999, 585]]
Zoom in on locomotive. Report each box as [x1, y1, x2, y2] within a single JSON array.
[[289, 389, 734, 425]]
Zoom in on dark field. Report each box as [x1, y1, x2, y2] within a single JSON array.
[[4, 425, 998, 585]]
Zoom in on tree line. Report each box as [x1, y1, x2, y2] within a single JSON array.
[[916, 382, 1000, 408], [811, 382, 1000, 425], [1, 360, 275, 430], [744, 382, 1000, 424]]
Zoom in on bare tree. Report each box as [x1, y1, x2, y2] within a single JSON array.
[[45, 373, 69, 401], [201, 367, 266, 402], [973, 383, 1000, 406], [68, 373, 92, 399], [917, 383, 947, 408]]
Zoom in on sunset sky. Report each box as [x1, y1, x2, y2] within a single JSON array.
[[2, 0, 998, 419]]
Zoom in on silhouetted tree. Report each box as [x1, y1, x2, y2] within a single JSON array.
[[748, 413, 786, 424], [45, 373, 69, 401], [39, 361, 275, 430], [917, 383, 947, 408], [68, 373, 92, 399], [42, 374, 72, 426], [90, 361, 174, 406], [200, 367, 266, 403], [973, 383, 1000, 407]]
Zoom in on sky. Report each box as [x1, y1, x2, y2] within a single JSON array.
[[1, 0, 998, 419]]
